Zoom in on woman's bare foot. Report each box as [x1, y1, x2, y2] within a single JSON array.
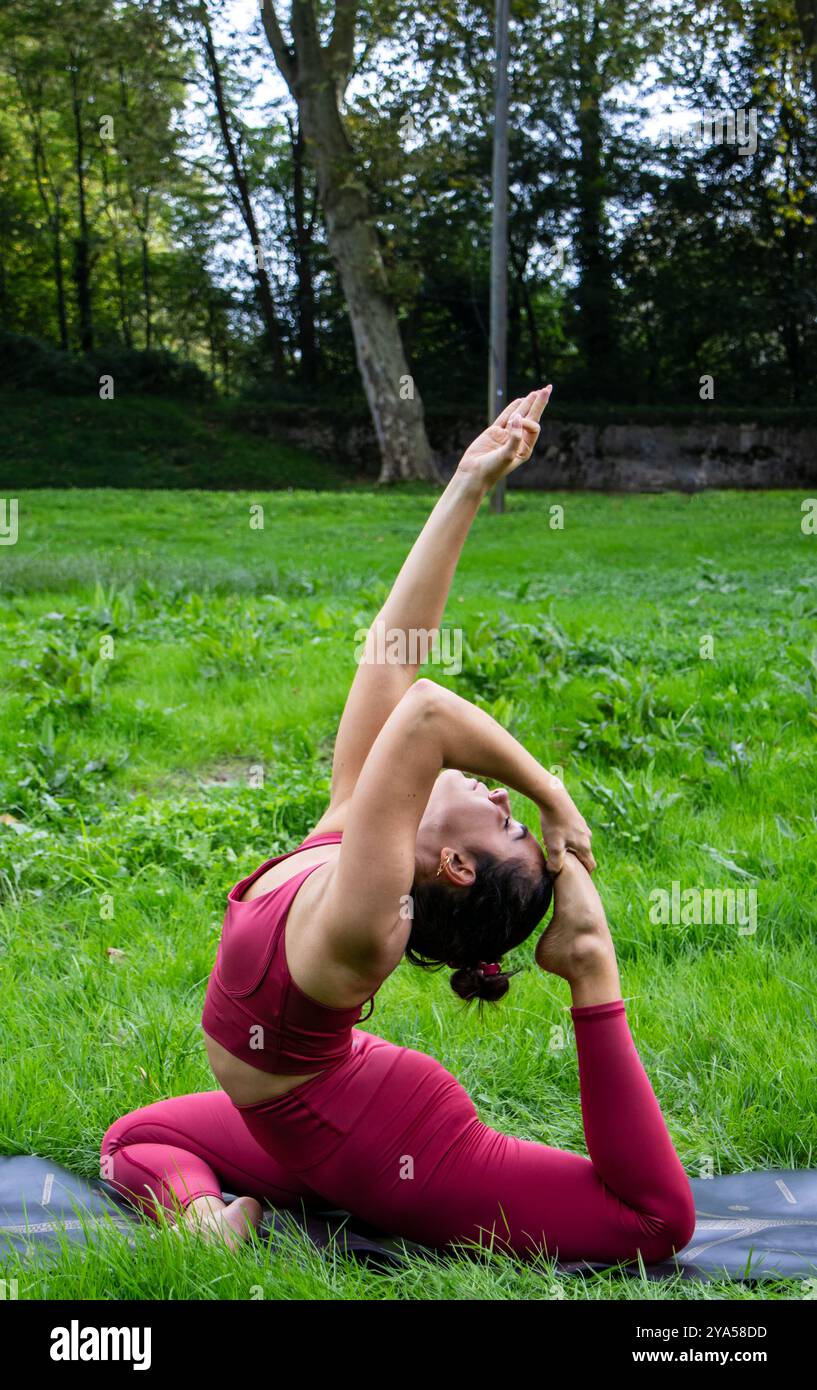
[[535, 853, 621, 1006], [179, 1194, 263, 1250]]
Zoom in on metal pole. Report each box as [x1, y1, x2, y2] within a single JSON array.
[[489, 0, 510, 514]]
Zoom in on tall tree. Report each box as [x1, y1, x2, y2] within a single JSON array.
[[284, 113, 319, 383], [198, 3, 287, 374], [10, 52, 71, 347], [260, 0, 438, 481]]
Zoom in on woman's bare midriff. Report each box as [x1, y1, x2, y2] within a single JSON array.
[[204, 1031, 322, 1104]]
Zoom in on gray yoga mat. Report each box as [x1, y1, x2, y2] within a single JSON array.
[[2, 1155, 816, 1282]]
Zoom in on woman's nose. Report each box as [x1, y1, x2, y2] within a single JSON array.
[[488, 787, 511, 811]]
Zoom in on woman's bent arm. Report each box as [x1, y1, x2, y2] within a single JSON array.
[[322, 678, 592, 972]]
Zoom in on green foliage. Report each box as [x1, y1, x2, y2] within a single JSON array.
[[581, 764, 683, 849], [0, 716, 126, 823], [1, 1, 816, 408], [0, 332, 212, 398], [575, 666, 703, 764], [0, 390, 343, 490], [14, 634, 113, 720]]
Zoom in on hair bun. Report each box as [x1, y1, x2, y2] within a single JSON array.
[[450, 962, 512, 1004]]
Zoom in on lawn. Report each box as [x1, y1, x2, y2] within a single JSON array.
[[0, 486, 815, 1301]]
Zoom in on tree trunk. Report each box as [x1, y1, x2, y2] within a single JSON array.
[[201, 10, 286, 375], [795, 0, 817, 99], [52, 196, 69, 350], [100, 150, 132, 348], [574, 12, 615, 396], [32, 137, 69, 350], [207, 299, 217, 382], [69, 60, 93, 353], [289, 116, 318, 383], [261, 0, 438, 481], [511, 243, 543, 382], [112, 240, 132, 348], [21, 74, 70, 349], [140, 193, 152, 350]]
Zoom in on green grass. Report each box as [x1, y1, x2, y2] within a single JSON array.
[[0, 391, 346, 489], [1, 487, 816, 1301]]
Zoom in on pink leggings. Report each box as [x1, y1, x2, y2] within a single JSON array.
[[101, 1000, 695, 1265]]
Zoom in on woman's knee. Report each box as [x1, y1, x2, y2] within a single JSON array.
[[647, 1180, 696, 1262], [667, 1180, 697, 1252], [100, 1109, 143, 1162]]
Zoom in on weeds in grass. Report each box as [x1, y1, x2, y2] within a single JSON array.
[[15, 634, 113, 720], [581, 764, 683, 849], [575, 665, 703, 765], [0, 716, 127, 822]]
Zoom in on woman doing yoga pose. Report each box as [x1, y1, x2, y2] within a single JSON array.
[[102, 387, 695, 1264]]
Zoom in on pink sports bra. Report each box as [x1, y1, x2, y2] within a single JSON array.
[[201, 832, 375, 1075]]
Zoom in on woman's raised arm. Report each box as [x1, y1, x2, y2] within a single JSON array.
[[319, 386, 553, 827]]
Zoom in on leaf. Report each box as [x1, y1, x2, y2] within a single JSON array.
[[697, 844, 756, 880]]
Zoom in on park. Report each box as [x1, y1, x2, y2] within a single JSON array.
[[0, 0, 816, 1339]]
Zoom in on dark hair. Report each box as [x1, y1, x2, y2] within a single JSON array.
[[405, 851, 553, 1006]]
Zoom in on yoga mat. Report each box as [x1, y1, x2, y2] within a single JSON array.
[[3, 1156, 817, 1283], [0, 1154, 135, 1256], [633, 1169, 817, 1283], [0, 1155, 415, 1266]]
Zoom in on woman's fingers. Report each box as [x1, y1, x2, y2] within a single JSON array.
[[527, 384, 553, 423], [544, 834, 566, 875], [572, 845, 597, 874], [515, 416, 541, 461], [495, 383, 553, 429], [494, 386, 552, 464], [568, 828, 596, 873], [500, 412, 525, 459], [496, 397, 524, 428]]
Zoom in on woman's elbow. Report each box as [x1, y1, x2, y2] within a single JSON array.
[[408, 676, 445, 717]]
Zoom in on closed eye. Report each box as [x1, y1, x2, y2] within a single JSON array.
[[504, 814, 530, 840]]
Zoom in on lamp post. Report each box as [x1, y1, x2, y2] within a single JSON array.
[[489, 0, 510, 514]]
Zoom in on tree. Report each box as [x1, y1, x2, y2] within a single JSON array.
[[198, 2, 287, 374], [260, 0, 438, 481], [9, 44, 71, 347]]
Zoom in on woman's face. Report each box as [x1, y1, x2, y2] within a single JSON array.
[[415, 769, 546, 883]]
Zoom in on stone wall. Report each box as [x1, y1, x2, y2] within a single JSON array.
[[248, 408, 817, 489], [472, 421, 817, 490]]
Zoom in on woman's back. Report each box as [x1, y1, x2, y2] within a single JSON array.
[[202, 833, 378, 1105]]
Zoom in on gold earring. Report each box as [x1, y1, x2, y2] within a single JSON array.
[[436, 854, 452, 878]]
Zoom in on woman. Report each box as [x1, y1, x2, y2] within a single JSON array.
[[102, 386, 695, 1265]]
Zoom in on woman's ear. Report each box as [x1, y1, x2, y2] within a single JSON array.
[[439, 847, 477, 888]]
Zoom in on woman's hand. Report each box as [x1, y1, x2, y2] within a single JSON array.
[[539, 780, 595, 874], [456, 385, 552, 490]]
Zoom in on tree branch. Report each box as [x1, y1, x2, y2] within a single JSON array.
[[260, 0, 297, 92], [327, 0, 358, 95]]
